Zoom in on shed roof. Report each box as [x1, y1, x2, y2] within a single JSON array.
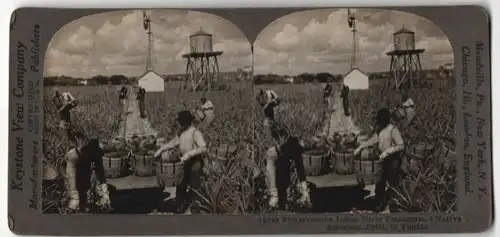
[[342, 67, 369, 78]]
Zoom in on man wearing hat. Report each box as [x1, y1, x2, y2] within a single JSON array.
[[354, 108, 405, 212], [52, 89, 78, 144], [256, 89, 280, 127], [154, 110, 208, 213], [196, 97, 215, 127]]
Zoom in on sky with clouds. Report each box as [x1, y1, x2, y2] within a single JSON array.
[[254, 9, 454, 76], [44, 10, 253, 78], [45, 9, 454, 78]]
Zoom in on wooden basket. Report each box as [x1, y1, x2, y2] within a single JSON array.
[[155, 160, 184, 187], [406, 142, 436, 160], [209, 143, 238, 161], [302, 150, 330, 176], [208, 143, 238, 171], [354, 158, 384, 185], [102, 152, 128, 178], [131, 150, 156, 177], [331, 150, 355, 174]]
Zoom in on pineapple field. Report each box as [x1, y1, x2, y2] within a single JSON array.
[[42, 79, 457, 215], [253, 81, 457, 213]]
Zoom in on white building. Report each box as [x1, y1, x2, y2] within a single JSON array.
[[342, 67, 369, 90], [285, 77, 295, 84], [137, 70, 165, 92], [77, 79, 89, 86]]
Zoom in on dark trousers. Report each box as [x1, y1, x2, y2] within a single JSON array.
[[375, 152, 402, 204], [176, 156, 204, 202], [263, 104, 275, 121], [275, 151, 307, 209], [342, 98, 350, 116], [138, 99, 146, 118], [76, 173, 91, 211]]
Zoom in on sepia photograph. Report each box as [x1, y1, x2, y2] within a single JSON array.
[[252, 8, 456, 214], [41, 9, 256, 215]]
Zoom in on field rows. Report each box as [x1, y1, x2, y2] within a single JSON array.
[[43, 81, 456, 214]]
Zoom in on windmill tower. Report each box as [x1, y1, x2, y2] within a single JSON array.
[[182, 28, 223, 91], [137, 11, 165, 92], [347, 9, 359, 69], [342, 9, 369, 90], [385, 27, 425, 90], [143, 11, 153, 71]]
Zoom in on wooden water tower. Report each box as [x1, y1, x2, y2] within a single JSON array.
[[386, 27, 425, 90], [182, 29, 223, 91]]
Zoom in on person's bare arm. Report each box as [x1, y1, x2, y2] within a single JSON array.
[[358, 133, 378, 149], [155, 136, 180, 157]]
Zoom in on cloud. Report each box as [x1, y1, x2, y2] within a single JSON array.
[[45, 10, 252, 78], [255, 9, 454, 75]]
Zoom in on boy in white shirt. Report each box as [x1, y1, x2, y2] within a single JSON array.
[[354, 108, 405, 212], [154, 110, 208, 213]]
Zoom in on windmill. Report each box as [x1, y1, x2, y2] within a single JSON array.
[[347, 9, 358, 69], [136, 11, 165, 92], [143, 11, 153, 71], [342, 9, 371, 90]]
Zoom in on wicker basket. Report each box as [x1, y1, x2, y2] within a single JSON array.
[[331, 150, 355, 174], [354, 158, 384, 185], [155, 160, 184, 187], [102, 152, 128, 178], [302, 150, 330, 176], [131, 150, 156, 177]]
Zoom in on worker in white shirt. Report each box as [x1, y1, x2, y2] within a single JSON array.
[[354, 108, 405, 212], [52, 90, 78, 144], [197, 97, 215, 127], [118, 86, 128, 111], [323, 84, 333, 105], [154, 110, 208, 213], [256, 89, 280, 127], [400, 92, 416, 129]]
